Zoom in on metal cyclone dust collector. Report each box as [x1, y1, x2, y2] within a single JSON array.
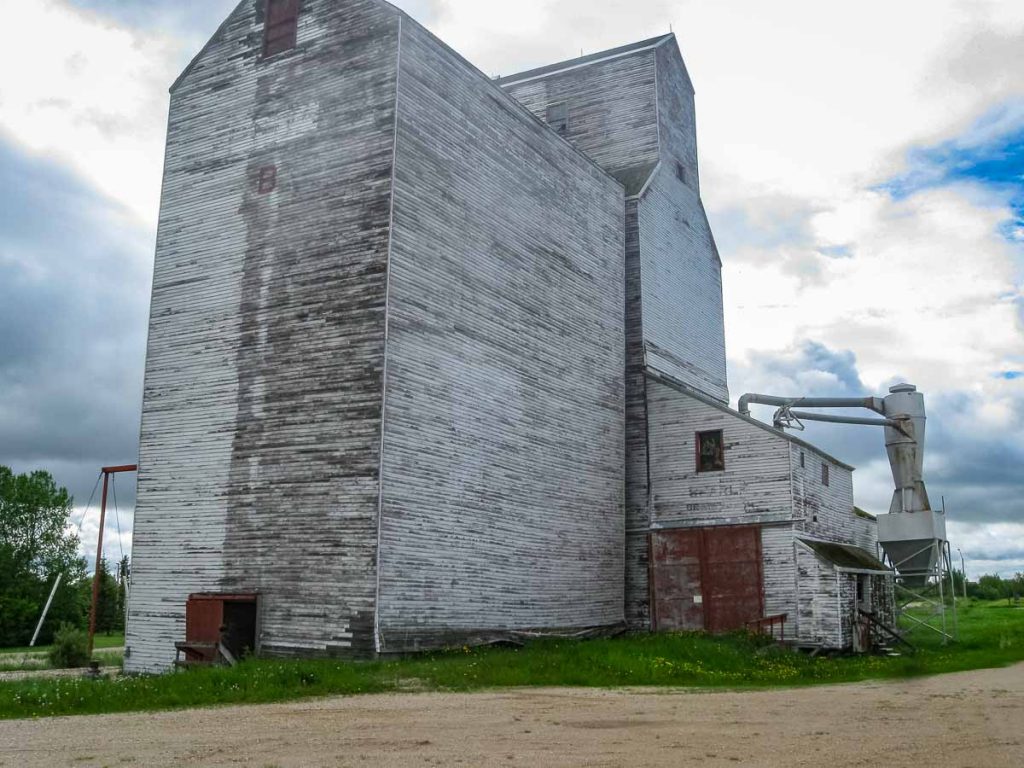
[[739, 383, 948, 586], [876, 384, 946, 586]]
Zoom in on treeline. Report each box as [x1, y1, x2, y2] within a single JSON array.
[[966, 572, 1024, 602], [0, 467, 126, 647]]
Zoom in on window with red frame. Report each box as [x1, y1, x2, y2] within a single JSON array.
[[264, 0, 300, 57]]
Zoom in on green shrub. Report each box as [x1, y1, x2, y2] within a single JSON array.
[[47, 623, 90, 669]]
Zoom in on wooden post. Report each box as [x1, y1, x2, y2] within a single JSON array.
[[87, 471, 110, 657], [87, 465, 137, 657]]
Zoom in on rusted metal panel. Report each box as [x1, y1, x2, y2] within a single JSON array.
[[700, 526, 764, 633], [651, 525, 764, 634], [650, 530, 703, 631]]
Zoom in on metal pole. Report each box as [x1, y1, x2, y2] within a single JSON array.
[[29, 573, 64, 647], [949, 543, 959, 641], [958, 547, 967, 599], [937, 541, 947, 645], [88, 470, 110, 657]]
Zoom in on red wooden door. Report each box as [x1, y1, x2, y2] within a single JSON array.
[[700, 526, 764, 633], [185, 597, 223, 644], [650, 530, 705, 631], [650, 526, 764, 634]]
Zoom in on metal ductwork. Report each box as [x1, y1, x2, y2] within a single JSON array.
[[739, 383, 946, 586]]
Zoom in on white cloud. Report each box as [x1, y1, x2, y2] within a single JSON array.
[[73, 504, 134, 573], [0, 0, 183, 224], [949, 521, 1024, 580], [726, 185, 1022, 392], [5, 0, 1021, 562]]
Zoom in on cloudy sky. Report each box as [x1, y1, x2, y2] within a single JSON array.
[[1, 0, 1021, 578]]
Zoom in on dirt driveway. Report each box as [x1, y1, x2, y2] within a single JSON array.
[[1, 664, 1021, 768]]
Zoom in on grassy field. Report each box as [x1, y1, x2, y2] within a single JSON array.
[[0, 634, 125, 674], [0, 633, 125, 657], [0, 601, 1020, 720]]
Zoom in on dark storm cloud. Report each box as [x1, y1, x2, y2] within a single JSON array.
[[730, 342, 883, 472], [0, 135, 149, 513]]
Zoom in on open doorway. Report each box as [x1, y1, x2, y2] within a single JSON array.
[[182, 593, 259, 663]]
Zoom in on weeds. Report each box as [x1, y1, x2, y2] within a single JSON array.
[[0, 600, 1020, 720]]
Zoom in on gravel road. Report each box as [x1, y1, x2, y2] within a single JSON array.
[[0, 664, 1020, 767]]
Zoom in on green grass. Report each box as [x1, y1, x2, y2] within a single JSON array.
[[0, 633, 124, 656], [0, 650, 123, 674], [0, 601, 1020, 720]]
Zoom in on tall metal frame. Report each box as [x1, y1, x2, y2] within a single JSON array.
[[879, 539, 958, 645]]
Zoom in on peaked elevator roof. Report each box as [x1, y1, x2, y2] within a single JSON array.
[[498, 34, 676, 86]]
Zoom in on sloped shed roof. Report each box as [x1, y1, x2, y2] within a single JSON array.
[[799, 539, 889, 573]]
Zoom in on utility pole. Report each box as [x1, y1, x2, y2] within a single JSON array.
[[88, 465, 137, 656]]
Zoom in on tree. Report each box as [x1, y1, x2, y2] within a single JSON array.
[[94, 558, 124, 634], [969, 574, 1010, 602], [0, 467, 87, 646]]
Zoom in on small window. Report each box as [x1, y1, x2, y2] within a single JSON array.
[[821, 463, 830, 487], [696, 430, 725, 473], [676, 161, 687, 184], [547, 102, 569, 136], [264, 0, 299, 58], [257, 165, 277, 194], [800, 451, 805, 468]]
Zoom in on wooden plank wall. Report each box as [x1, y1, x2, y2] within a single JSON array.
[[646, 380, 794, 528], [788, 443, 872, 547], [639, 44, 729, 403], [128, 0, 401, 672], [375, 18, 627, 652], [624, 199, 652, 629], [503, 40, 730, 628], [795, 543, 843, 647], [761, 523, 798, 625], [501, 51, 660, 185]]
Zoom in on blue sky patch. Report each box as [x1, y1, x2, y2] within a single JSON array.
[[881, 101, 1024, 231]]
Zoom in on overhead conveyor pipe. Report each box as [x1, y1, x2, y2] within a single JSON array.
[[786, 410, 910, 435], [738, 393, 885, 417]]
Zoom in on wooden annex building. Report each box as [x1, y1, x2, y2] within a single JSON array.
[[125, 0, 891, 673]]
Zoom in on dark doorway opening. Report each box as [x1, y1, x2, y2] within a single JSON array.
[[183, 593, 260, 662]]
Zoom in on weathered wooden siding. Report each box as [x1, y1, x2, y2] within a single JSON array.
[[128, 0, 400, 672], [794, 542, 843, 647], [635, 166, 728, 402], [761, 523, 797, 627], [646, 379, 794, 529], [624, 198, 652, 628], [501, 38, 729, 627], [501, 49, 660, 188], [637, 43, 728, 402], [375, 18, 627, 651], [789, 443, 866, 546]]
